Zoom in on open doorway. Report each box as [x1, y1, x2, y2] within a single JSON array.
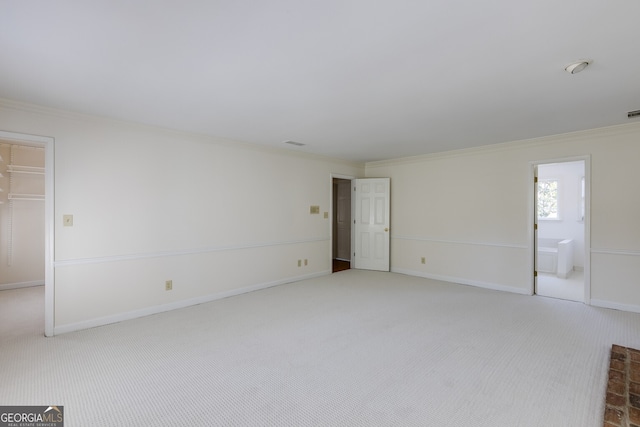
[[332, 177, 351, 272], [0, 130, 54, 336], [0, 142, 45, 288], [534, 159, 589, 302], [331, 175, 392, 273], [0, 140, 45, 338]]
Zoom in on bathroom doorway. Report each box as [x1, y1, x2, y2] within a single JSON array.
[[534, 159, 588, 302]]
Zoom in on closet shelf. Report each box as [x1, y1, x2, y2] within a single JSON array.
[[8, 193, 44, 201], [6, 165, 45, 175]]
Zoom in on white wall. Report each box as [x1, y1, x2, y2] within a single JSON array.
[[3, 96, 640, 332], [0, 99, 364, 333], [366, 123, 640, 311], [537, 161, 585, 268]]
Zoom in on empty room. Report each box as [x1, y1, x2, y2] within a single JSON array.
[[1, 1, 640, 426]]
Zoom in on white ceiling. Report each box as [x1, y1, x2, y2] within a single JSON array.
[[1, 1, 639, 162]]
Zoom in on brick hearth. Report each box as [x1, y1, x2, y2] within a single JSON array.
[[604, 345, 640, 427]]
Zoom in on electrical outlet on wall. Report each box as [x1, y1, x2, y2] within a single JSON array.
[[421, 257, 426, 264], [165, 280, 173, 291]]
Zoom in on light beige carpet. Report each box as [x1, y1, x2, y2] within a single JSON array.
[[0, 285, 44, 339], [2, 271, 640, 426]]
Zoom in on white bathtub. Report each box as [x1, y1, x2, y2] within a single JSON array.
[[537, 238, 574, 278]]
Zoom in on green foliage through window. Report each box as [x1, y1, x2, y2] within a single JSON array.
[[538, 180, 558, 219]]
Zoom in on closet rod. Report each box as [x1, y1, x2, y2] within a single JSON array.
[[8, 193, 45, 201]]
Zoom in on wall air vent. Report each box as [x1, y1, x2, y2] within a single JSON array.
[[284, 140, 305, 147], [628, 110, 640, 118]]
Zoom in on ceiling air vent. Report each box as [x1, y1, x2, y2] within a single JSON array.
[[284, 140, 305, 147], [628, 110, 640, 118]]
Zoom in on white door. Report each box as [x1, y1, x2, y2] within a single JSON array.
[[352, 178, 390, 271]]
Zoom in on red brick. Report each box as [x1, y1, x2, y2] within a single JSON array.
[[609, 369, 626, 382], [611, 359, 626, 372], [609, 378, 626, 395], [612, 350, 627, 362], [631, 393, 640, 409], [630, 406, 640, 425], [605, 407, 624, 424], [607, 392, 627, 407], [631, 364, 640, 383], [605, 346, 640, 427]]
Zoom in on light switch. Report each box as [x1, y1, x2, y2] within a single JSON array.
[[324, 212, 329, 219], [63, 214, 73, 227], [310, 205, 320, 214]]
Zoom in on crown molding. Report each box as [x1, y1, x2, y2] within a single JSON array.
[[366, 122, 640, 168]]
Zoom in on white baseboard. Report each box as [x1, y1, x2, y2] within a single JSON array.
[[590, 299, 640, 314], [392, 268, 531, 296], [54, 270, 330, 335], [0, 281, 44, 291]]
